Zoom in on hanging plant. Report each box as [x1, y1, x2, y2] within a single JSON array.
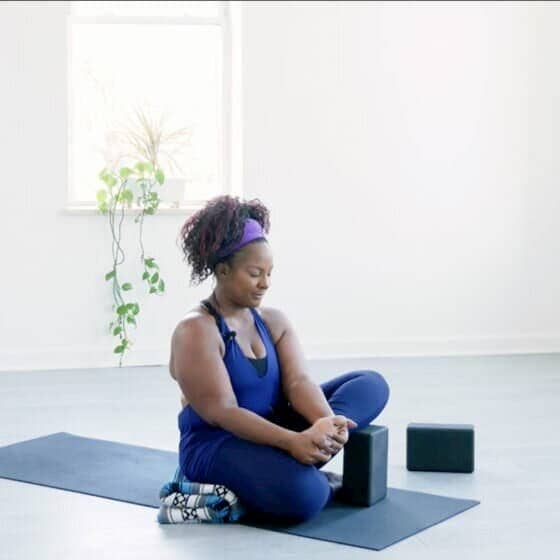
[[96, 106, 191, 366]]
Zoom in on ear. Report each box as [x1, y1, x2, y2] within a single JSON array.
[[215, 262, 229, 277]]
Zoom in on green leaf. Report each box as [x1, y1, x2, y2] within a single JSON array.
[[121, 282, 133, 291], [149, 286, 157, 294], [112, 326, 122, 336], [96, 189, 107, 203], [116, 304, 128, 315], [150, 272, 159, 284], [119, 167, 133, 178], [105, 270, 115, 281], [102, 174, 118, 188], [123, 189, 134, 202], [114, 345, 124, 354], [131, 303, 140, 315], [158, 278, 165, 291], [145, 259, 158, 269], [126, 316, 137, 326], [155, 168, 165, 185], [142, 271, 149, 280]]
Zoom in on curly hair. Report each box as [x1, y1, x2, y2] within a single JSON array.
[[177, 195, 271, 286]]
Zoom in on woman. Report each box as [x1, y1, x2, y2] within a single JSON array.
[[170, 195, 390, 524]]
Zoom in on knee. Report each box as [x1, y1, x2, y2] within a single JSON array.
[[279, 470, 330, 523], [358, 370, 390, 404], [351, 371, 390, 425], [373, 370, 390, 403]]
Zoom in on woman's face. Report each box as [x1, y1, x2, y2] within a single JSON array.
[[222, 241, 274, 307]]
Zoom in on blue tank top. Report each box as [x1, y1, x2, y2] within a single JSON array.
[[178, 299, 282, 481]]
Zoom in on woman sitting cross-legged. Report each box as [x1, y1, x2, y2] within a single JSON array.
[[170, 194, 390, 524]]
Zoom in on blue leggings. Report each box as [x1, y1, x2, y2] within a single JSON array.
[[203, 369, 390, 524]]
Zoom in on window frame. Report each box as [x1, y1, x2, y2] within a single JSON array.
[[64, 1, 240, 215]]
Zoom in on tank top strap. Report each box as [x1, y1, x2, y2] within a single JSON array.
[[248, 307, 262, 327], [200, 299, 235, 342], [249, 307, 273, 344]]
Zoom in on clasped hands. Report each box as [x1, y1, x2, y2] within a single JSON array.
[[288, 415, 358, 465]]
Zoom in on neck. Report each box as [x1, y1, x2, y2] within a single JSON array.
[[209, 288, 251, 321]]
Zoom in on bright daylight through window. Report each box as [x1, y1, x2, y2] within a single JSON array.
[[68, 1, 230, 208]]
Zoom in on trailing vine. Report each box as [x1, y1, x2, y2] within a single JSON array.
[[96, 160, 166, 366]]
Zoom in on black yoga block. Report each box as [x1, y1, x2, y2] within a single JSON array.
[[406, 423, 474, 473], [340, 424, 388, 507]]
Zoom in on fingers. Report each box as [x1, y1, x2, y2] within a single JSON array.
[[332, 415, 347, 428], [315, 426, 347, 447], [330, 424, 349, 444], [332, 415, 358, 430], [321, 436, 343, 453], [330, 432, 346, 444], [313, 448, 332, 462], [316, 434, 342, 450]]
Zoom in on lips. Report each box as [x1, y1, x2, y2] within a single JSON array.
[[253, 293, 265, 297]]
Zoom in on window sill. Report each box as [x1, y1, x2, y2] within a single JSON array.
[[61, 203, 203, 216]]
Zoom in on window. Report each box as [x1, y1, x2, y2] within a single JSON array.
[[66, 1, 241, 211]]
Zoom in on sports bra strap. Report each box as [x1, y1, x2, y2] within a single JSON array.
[[200, 299, 221, 329], [201, 299, 237, 342]]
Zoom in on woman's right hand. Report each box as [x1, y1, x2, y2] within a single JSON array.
[[287, 431, 333, 465], [287, 415, 356, 465]]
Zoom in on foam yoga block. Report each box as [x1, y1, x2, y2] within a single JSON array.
[[406, 423, 475, 473], [340, 424, 388, 506]]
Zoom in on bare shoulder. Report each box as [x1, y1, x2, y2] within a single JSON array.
[[170, 305, 224, 379], [180, 301, 211, 323], [173, 306, 213, 338], [256, 306, 290, 345]]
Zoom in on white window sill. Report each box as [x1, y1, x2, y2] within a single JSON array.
[[61, 203, 203, 216]]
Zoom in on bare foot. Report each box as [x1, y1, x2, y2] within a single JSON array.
[[321, 470, 343, 499]]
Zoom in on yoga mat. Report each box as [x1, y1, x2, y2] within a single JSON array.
[[0, 432, 480, 551]]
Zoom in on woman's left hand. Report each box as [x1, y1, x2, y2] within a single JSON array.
[[312, 415, 357, 455]]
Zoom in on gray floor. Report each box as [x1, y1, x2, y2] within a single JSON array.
[[0, 353, 558, 559]]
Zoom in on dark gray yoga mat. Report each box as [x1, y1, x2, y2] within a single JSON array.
[[0, 432, 480, 551]]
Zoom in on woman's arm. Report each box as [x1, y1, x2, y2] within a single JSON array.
[[267, 307, 335, 423], [285, 379, 335, 424], [212, 406, 297, 452], [172, 318, 297, 451]]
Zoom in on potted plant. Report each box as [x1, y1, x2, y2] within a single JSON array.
[[96, 106, 191, 366]]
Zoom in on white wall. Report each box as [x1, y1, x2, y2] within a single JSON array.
[[1, 1, 559, 373], [242, 0, 560, 356]]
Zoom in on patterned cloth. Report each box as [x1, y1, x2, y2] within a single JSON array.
[[157, 466, 248, 524]]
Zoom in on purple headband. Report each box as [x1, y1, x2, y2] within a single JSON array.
[[215, 218, 267, 260]]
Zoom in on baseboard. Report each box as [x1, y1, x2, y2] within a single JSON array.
[[1, 333, 559, 372]]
